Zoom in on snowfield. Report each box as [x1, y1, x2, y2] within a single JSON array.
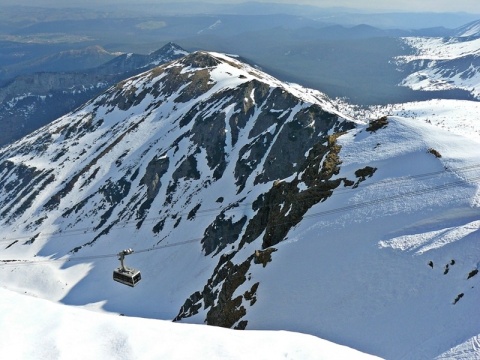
[[367, 99, 480, 140], [0, 287, 380, 360]]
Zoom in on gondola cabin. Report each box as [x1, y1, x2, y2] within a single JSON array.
[[113, 267, 142, 287], [113, 248, 142, 287]]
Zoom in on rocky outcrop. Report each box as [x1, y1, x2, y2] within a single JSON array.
[[182, 128, 377, 329], [175, 249, 271, 329]]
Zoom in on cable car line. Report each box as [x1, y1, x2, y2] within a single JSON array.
[[1, 173, 478, 269], [304, 175, 480, 220], [0, 162, 478, 246], [0, 238, 201, 267], [0, 164, 480, 243]]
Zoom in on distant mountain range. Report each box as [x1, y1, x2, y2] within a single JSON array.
[[0, 45, 122, 82], [3, 20, 478, 149], [1, 8, 479, 141], [0, 42, 188, 146]]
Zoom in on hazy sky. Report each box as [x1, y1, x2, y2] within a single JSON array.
[[2, 0, 480, 14]]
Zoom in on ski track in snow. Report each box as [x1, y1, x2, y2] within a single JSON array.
[[436, 334, 480, 360]]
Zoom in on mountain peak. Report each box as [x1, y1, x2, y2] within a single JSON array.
[[150, 42, 189, 58], [178, 51, 224, 69]]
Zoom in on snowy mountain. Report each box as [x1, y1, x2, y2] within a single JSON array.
[[93, 42, 189, 76], [395, 25, 480, 99], [0, 51, 479, 359]]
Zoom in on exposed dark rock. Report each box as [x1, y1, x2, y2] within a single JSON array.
[[234, 320, 248, 330], [258, 108, 349, 185], [140, 155, 170, 200], [254, 249, 277, 267], [188, 204, 202, 220], [174, 217, 182, 228], [189, 107, 227, 180], [5, 240, 18, 249], [235, 133, 274, 191], [453, 293, 464, 304], [233, 86, 354, 192], [99, 178, 132, 206], [176, 247, 271, 329], [239, 133, 351, 250], [153, 218, 166, 234], [354, 166, 377, 186], [24, 233, 40, 245], [428, 148, 442, 158], [244, 282, 260, 306], [179, 51, 222, 69], [366, 116, 388, 132], [467, 269, 478, 279], [174, 153, 201, 180], [175, 291, 203, 319], [61, 193, 96, 218], [175, 68, 216, 104], [202, 204, 248, 256]]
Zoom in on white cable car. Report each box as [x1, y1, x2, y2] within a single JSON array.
[[113, 248, 141, 287]]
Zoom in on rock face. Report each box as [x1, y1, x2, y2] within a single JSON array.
[[175, 128, 380, 328], [0, 42, 188, 146]]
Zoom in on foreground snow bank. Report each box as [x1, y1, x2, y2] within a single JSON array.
[[0, 288, 380, 360]]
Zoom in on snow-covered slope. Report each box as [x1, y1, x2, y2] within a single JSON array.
[[366, 98, 480, 140], [0, 288, 379, 360], [395, 33, 480, 99], [455, 20, 480, 38], [0, 51, 479, 359], [243, 113, 480, 358]]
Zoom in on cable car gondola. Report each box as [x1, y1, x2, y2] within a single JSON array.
[[113, 248, 141, 287]]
